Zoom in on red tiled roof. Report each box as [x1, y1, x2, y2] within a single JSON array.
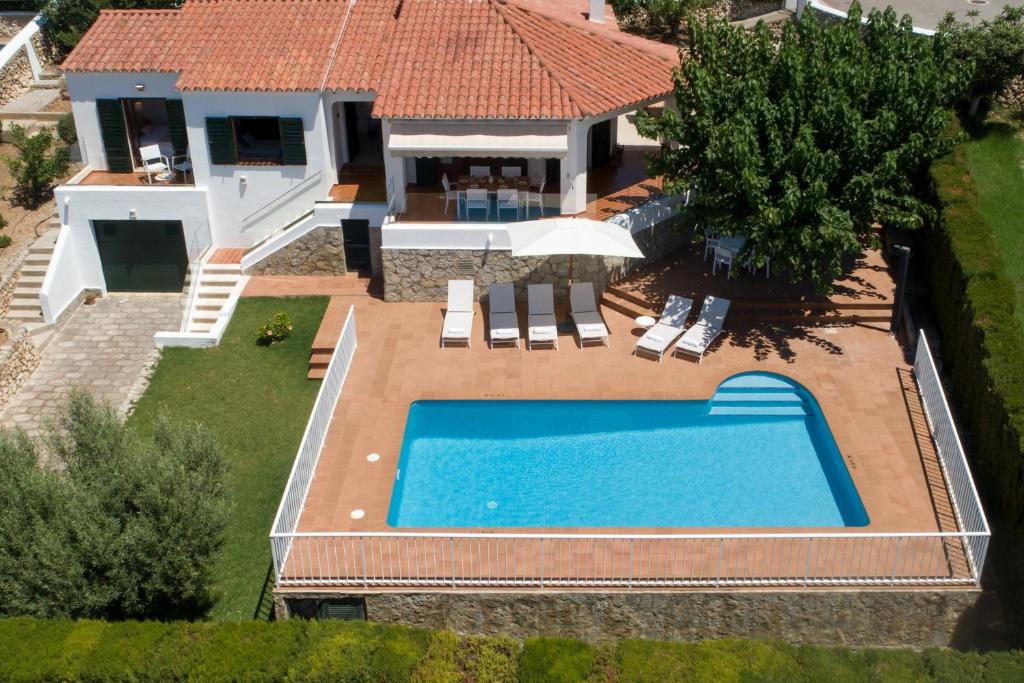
[[63, 0, 678, 118], [61, 9, 183, 74], [64, 0, 350, 92]]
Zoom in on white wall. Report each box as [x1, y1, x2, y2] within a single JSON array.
[[46, 184, 212, 321], [67, 72, 183, 171], [183, 91, 334, 247]]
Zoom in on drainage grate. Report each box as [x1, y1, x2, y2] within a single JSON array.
[[455, 255, 475, 276], [967, 0, 989, 5]]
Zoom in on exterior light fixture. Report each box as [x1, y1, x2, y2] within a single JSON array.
[[134, 83, 145, 92], [239, 175, 248, 185], [129, 209, 137, 219]]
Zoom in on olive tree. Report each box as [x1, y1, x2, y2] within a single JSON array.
[[637, 4, 970, 291], [0, 391, 229, 619]]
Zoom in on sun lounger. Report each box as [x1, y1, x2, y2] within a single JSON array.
[[569, 282, 609, 347], [673, 295, 730, 363], [441, 280, 474, 348], [634, 294, 694, 362], [488, 282, 520, 348], [526, 283, 558, 350]]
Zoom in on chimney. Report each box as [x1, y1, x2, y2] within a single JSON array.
[[589, 0, 605, 23]]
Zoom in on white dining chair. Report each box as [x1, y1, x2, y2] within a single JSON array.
[[496, 188, 519, 221], [441, 174, 461, 216], [703, 227, 719, 262], [500, 166, 520, 178], [171, 146, 192, 183], [464, 188, 489, 220], [469, 165, 490, 178], [713, 244, 735, 278], [526, 176, 546, 218]]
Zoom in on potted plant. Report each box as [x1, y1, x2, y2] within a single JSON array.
[[83, 291, 98, 306]]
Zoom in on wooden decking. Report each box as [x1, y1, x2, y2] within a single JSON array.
[[76, 169, 194, 187]]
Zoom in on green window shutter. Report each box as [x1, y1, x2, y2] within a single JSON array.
[[206, 117, 236, 165], [166, 100, 188, 156], [96, 99, 132, 173], [279, 118, 307, 165]]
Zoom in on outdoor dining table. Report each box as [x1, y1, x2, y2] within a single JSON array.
[[455, 175, 530, 219], [717, 236, 746, 256]]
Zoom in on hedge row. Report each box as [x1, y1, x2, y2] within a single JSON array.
[[2, 618, 1024, 682], [922, 135, 1024, 627]]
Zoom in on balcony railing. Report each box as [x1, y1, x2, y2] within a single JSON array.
[[270, 329, 990, 590]]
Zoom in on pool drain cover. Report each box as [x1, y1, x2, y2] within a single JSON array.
[[487, 501, 498, 509]]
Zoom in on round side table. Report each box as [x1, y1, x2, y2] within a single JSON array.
[[635, 315, 656, 330]]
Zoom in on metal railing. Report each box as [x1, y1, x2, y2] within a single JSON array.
[[913, 331, 991, 579], [240, 171, 323, 240], [270, 305, 358, 580], [270, 327, 990, 590]]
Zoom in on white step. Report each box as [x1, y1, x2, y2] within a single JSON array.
[[23, 255, 51, 266], [20, 264, 48, 275], [16, 275, 44, 286], [189, 321, 215, 333], [198, 274, 241, 285], [28, 246, 54, 256], [8, 300, 41, 311], [195, 303, 224, 312], [197, 285, 233, 297], [13, 287, 42, 298], [203, 263, 242, 274], [6, 309, 43, 320]]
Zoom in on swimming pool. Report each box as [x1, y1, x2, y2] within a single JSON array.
[[387, 373, 868, 528]]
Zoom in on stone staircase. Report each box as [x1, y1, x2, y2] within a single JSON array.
[[31, 65, 63, 90], [601, 284, 659, 320], [308, 298, 348, 379], [5, 231, 56, 327], [185, 261, 244, 334]]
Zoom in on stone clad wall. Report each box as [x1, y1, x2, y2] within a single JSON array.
[[275, 588, 980, 648], [0, 45, 32, 108], [381, 214, 691, 303], [244, 226, 347, 276], [0, 329, 40, 413]]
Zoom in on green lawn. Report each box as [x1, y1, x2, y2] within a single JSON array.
[[128, 296, 329, 620], [961, 115, 1024, 324]]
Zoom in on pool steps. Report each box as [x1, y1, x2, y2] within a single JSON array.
[[709, 374, 811, 417]]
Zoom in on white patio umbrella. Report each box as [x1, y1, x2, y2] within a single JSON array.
[[508, 217, 644, 283]]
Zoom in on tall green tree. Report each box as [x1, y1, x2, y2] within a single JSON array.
[[0, 391, 229, 619], [42, 1, 183, 55], [612, 0, 712, 39], [939, 7, 1024, 117], [637, 4, 970, 291]]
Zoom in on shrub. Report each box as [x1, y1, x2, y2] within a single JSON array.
[[0, 390, 230, 619], [2, 124, 69, 207], [610, 0, 711, 38], [519, 637, 598, 682], [56, 111, 77, 145], [919, 123, 1024, 629], [257, 311, 294, 346], [0, 235, 10, 249]]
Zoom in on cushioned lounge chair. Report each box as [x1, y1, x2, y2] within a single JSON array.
[[488, 282, 520, 348], [527, 284, 558, 350], [634, 294, 694, 362], [569, 282, 609, 348], [441, 280, 474, 348], [673, 295, 731, 363]]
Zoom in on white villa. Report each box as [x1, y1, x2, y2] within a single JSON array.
[[37, 0, 685, 343]]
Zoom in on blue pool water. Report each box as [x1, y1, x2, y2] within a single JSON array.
[[386, 373, 868, 528]]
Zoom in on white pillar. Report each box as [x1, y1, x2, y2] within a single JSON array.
[[381, 119, 406, 212], [560, 120, 588, 215]]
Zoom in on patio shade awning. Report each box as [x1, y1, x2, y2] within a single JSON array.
[[387, 121, 569, 158]]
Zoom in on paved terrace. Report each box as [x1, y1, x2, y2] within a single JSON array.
[[274, 242, 968, 585]]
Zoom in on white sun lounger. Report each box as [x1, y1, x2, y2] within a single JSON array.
[[673, 295, 731, 363], [634, 294, 694, 362], [526, 283, 558, 350], [488, 282, 520, 348], [569, 282, 609, 347], [441, 280, 475, 348]]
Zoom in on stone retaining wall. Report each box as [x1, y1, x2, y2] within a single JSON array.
[[274, 588, 980, 648], [0, 45, 32, 107], [244, 226, 347, 276], [0, 327, 40, 413], [381, 214, 691, 303]]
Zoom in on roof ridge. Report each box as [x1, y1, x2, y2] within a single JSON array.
[[317, 0, 357, 91], [487, 0, 582, 119]]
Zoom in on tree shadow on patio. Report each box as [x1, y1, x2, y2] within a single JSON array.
[[726, 321, 846, 363]]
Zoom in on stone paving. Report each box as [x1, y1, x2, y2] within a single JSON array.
[[0, 293, 181, 439]]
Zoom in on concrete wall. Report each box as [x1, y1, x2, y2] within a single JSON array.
[[274, 588, 981, 648], [381, 212, 691, 302]]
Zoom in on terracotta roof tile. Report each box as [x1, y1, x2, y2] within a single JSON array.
[[63, 0, 678, 117]]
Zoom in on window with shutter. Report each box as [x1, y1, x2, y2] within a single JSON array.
[[206, 117, 237, 165], [166, 100, 188, 157], [96, 99, 132, 173], [279, 118, 307, 166]]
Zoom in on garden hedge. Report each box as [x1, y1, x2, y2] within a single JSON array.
[[921, 136, 1024, 629], [2, 618, 1024, 682]]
